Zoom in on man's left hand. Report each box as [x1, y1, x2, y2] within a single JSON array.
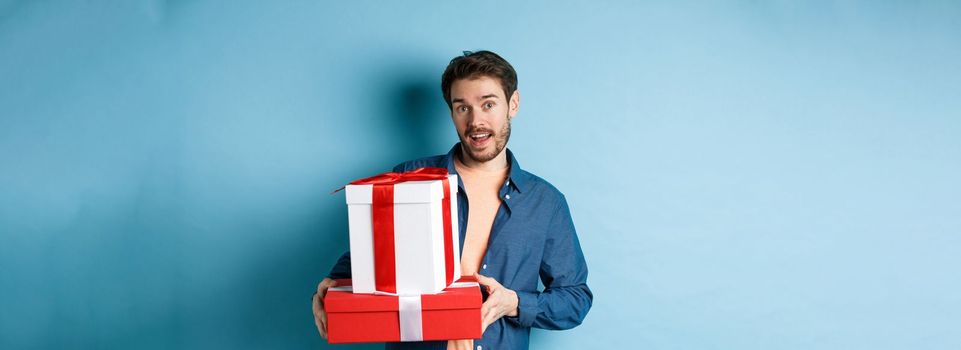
[[476, 274, 519, 333]]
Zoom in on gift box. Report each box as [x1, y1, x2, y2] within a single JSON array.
[[344, 168, 461, 295], [324, 276, 482, 344]]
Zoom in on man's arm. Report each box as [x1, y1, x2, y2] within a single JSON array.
[[507, 195, 593, 330]]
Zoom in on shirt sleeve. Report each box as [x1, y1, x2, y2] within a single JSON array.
[[326, 251, 352, 279], [508, 195, 593, 330]]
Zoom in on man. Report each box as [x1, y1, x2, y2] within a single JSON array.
[[312, 50, 592, 350]]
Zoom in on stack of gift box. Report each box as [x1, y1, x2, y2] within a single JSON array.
[[325, 168, 483, 344]]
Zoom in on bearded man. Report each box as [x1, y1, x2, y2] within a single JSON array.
[[313, 50, 593, 350]]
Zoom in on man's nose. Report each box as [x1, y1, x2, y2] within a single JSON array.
[[467, 112, 487, 129]]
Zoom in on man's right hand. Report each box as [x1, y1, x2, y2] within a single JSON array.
[[312, 277, 339, 339]]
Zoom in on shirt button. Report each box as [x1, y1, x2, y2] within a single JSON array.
[[477, 346, 482, 350], [505, 194, 510, 200], [482, 264, 487, 270]]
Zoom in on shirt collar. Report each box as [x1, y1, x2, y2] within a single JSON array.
[[444, 143, 529, 193]]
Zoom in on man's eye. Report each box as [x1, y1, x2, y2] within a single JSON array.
[[484, 102, 494, 109], [458, 106, 469, 113]]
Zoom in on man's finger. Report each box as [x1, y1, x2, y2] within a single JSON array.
[[481, 308, 495, 335], [480, 290, 498, 335], [481, 296, 495, 318], [482, 307, 498, 331], [320, 313, 328, 339], [314, 308, 326, 337], [475, 274, 500, 287], [476, 274, 497, 289], [477, 274, 504, 296], [317, 279, 338, 297], [483, 297, 500, 324], [313, 293, 330, 339]]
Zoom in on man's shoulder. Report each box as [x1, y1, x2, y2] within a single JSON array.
[[392, 153, 449, 172], [516, 168, 567, 203]]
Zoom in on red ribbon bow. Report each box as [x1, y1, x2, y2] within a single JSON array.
[[349, 167, 456, 293]]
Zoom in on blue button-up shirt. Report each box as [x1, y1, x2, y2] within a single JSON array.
[[328, 143, 593, 349]]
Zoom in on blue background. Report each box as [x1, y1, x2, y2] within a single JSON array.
[[2, 1, 959, 349]]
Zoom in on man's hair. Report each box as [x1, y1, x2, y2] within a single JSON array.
[[441, 50, 518, 110]]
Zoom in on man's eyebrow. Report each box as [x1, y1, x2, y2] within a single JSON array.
[[451, 94, 500, 105]]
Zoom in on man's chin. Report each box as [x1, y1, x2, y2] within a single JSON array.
[[463, 147, 496, 163], [460, 138, 505, 163]]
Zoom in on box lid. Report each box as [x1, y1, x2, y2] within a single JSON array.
[[345, 175, 458, 205], [324, 276, 481, 313]]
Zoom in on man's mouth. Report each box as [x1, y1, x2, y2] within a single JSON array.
[[467, 132, 492, 147]]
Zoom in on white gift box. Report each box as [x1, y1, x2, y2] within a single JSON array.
[[345, 175, 460, 295]]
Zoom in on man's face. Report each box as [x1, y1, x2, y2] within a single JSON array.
[[449, 76, 520, 163]]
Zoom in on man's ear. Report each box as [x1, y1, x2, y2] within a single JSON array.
[[508, 90, 520, 119]]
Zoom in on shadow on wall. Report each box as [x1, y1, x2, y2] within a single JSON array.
[[384, 76, 452, 160], [238, 60, 449, 349], [376, 59, 454, 163]]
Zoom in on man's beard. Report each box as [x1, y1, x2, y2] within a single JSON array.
[[461, 118, 511, 163]]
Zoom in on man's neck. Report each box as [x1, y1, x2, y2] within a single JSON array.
[[457, 144, 509, 173]]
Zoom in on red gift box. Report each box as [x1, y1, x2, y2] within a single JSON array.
[[324, 276, 482, 344]]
